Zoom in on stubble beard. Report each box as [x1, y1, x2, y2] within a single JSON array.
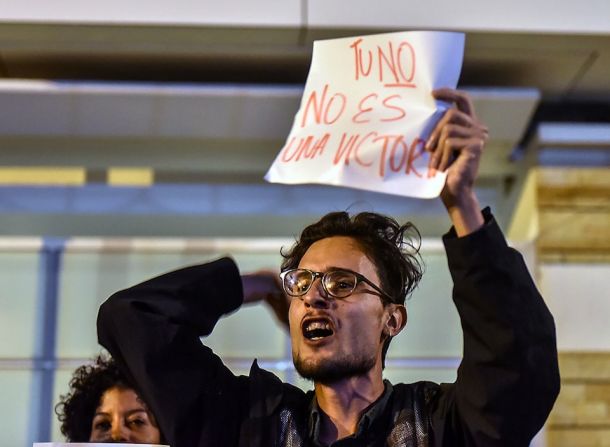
[[293, 350, 377, 385]]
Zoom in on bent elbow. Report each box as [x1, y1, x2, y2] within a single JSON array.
[[96, 290, 133, 344]]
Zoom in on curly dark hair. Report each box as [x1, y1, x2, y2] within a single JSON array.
[[55, 354, 162, 442], [281, 211, 424, 363]]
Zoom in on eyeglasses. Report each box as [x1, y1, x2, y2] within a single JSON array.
[[280, 268, 393, 302]]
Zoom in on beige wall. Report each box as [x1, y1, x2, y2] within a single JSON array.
[[535, 167, 610, 446]]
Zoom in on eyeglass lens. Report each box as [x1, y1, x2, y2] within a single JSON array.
[[284, 270, 358, 298]]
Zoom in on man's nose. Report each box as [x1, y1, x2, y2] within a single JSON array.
[[302, 279, 330, 308]]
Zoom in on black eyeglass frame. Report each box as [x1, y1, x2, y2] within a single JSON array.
[[279, 268, 394, 303]]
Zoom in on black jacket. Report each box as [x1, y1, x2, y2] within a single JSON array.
[[97, 211, 560, 446]]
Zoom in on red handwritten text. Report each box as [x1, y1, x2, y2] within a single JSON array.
[[333, 132, 427, 177], [333, 132, 377, 167], [350, 38, 417, 88], [281, 133, 330, 162], [351, 93, 407, 123], [300, 84, 347, 128]]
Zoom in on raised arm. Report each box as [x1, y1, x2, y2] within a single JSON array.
[[434, 210, 560, 445], [97, 258, 249, 446], [425, 89, 560, 444]]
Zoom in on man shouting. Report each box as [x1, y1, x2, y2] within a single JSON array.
[[98, 89, 559, 446]]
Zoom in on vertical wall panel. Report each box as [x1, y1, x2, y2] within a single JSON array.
[[0, 370, 33, 445], [540, 264, 610, 351], [0, 252, 40, 357], [387, 252, 462, 359]]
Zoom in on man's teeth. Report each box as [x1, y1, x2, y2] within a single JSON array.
[[306, 321, 331, 331], [304, 320, 333, 340]]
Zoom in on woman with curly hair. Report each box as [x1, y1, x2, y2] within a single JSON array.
[[55, 354, 164, 444]]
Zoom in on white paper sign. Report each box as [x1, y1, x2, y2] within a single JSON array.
[[34, 443, 169, 447], [265, 31, 465, 198]]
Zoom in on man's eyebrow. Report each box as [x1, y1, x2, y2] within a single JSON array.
[[325, 266, 357, 272]]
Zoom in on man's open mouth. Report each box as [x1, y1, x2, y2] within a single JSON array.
[[302, 318, 335, 341]]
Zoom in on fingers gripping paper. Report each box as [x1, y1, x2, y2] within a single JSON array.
[[265, 31, 465, 198]]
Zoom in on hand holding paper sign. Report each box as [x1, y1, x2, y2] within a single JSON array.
[[265, 31, 466, 198], [428, 88, 488, 235]]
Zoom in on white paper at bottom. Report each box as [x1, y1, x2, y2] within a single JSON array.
[[34, 443, 170, 447]]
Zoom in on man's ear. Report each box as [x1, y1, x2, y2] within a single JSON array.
[[384, 304, 407, 337]]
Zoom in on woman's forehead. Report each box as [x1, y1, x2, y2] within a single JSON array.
[[98, 386, 145, 411]]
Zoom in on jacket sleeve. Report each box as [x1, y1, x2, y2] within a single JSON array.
[[431, 209, 560, 446], [97, 257, 250, 446]]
